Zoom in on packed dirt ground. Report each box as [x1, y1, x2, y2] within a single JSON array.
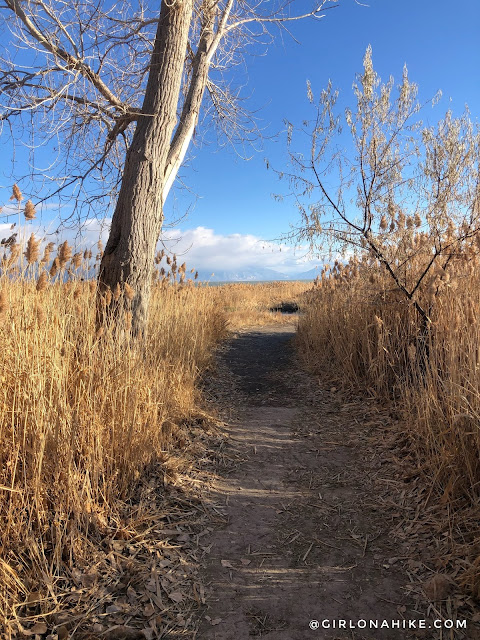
[[192, 323, 478, 640]]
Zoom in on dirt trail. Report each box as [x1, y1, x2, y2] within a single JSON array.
[[195, 324, 433, 640]]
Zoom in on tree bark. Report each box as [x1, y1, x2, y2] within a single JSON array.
[[98, 0, 193, 337]]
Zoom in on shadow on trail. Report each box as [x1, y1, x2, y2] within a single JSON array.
[[225, 327, 296, 404]]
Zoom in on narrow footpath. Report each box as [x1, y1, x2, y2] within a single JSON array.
[[195, 324, 438, 640]]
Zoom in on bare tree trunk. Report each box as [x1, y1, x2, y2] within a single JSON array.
[[98, 0, 193, 337]]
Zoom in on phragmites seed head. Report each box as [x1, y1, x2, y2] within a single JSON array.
[[105, 289, 112, 306], [380, 215, 388, 230], [5, 242, 21, 269], [49, 257, 60, 277], [113, 283, 121, 301], [25, 233, 40, 265], [414, 213, 422, 228], [40, 242, 55, 265], [406, 216, 414, 229], [124, 282, 135, 301], [36, 271, 48, 292], [57, 240, 72, 268], [89, 280, 96, 293], [124, 311, 132, 331], [24, 200, 36, 220], [72, 252, 82, 269], [10, 183, 22, 202]]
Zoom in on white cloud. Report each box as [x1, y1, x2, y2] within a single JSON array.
[[160, 227, 320, 275], [0, 220, 322, 276]]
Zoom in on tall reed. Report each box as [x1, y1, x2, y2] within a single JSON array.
[[0, 262, 226, 630], [297, 255, 480, 595]]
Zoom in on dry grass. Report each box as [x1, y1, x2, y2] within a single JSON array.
[[0, 259, 227, 635], [297, 255, 480, 598], [209, 281, 311, 330]]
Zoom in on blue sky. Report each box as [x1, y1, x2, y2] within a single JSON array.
[[1, 0, 479, 275], [172, 0, 480, 239]]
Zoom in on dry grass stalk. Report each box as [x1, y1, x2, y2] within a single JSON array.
[[0, 288, 8, 318]]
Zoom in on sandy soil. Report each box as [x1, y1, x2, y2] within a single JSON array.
[[194, 324, 460, 640]]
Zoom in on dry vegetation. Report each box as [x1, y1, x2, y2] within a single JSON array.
[[0, 231, 230, 636], [297, 243, 480, 600], [209, 281, 311, 329], [0, 202, 312, 636]]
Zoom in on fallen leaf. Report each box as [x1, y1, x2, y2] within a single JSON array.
[[211, 618, 222, 626], [106, 604, 123, 614], [176, 533, 190, 542], [158, 559, 171, 568], [240, 558, 251, 566], [168, 591, 184, 603], [221, 559, 234, 568]]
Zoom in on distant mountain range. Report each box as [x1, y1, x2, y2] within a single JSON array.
[[195, 266, 322, 282], [293, 267, 322, 280]]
